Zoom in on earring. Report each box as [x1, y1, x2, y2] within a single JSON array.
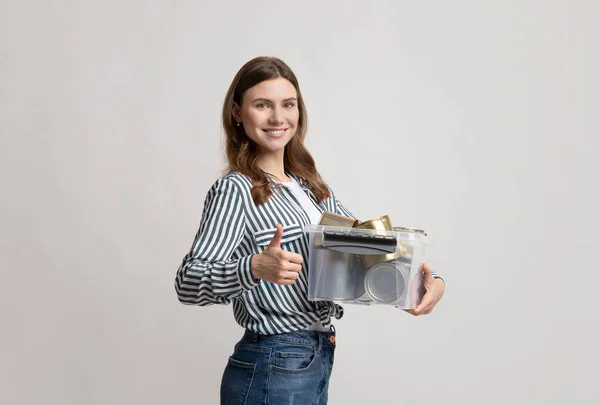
[[236, 122, 241, 127]]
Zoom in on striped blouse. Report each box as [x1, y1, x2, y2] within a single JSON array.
[[174, 171, 439, 334]]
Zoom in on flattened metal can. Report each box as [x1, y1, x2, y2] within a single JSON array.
[[318, 211, 359, 227]]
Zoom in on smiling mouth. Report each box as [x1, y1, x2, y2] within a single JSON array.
[[263, 129, 287, 135]]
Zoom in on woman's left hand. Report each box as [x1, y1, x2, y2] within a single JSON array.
[[405, 263, 445, 316]]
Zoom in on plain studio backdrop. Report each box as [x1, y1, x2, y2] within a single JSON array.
[[1, 1, 598, 404]]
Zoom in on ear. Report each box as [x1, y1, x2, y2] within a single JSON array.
[[232, 102, 241, 123]]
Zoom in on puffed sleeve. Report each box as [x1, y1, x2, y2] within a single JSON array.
[[174, 178, 259, 306]]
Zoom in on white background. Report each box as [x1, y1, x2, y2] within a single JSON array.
[[1, 1, 598, 404]]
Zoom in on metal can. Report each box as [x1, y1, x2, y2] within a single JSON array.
[[318, 211, 359, 228], [354, 215, 393, 231], [364, 262, 409, 304], [355, 215, 399, 268], [360, 225, 425, 269]]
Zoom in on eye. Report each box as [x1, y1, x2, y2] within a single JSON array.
[[284, 102, 296, 108], [256, 103, 269, 109]]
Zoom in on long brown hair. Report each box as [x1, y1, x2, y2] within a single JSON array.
[[222, 56, 331, 205]]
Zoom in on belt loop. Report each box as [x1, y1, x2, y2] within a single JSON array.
[[252, 330, 258, 344], [317, 333, 323, 353]]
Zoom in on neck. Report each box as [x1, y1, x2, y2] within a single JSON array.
[[256, 151, 289, 182]]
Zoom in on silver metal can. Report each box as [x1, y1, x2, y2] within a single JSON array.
[[363, 262, 409, 304]]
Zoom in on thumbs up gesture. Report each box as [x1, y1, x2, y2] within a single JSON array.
[[251, 224, 304, 285]]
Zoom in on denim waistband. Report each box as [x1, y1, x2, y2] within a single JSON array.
[[242, 326, 336, 348]]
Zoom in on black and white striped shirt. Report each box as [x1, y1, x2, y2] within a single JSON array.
[[174, 171, 440, 334], [174, 171, 357, 334]]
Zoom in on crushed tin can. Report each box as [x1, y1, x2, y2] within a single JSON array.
[[318, 211, 359, 227]]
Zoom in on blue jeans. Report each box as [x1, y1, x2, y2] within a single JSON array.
[[220, 328, 337, 405]]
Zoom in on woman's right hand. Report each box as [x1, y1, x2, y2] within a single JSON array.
[[251, 224, 304, 285]]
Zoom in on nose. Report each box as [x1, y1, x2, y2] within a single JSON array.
[[268, 106, 284, 124]]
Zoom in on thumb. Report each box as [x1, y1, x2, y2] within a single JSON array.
[[422, 262, 433, 279], [268, 224, 283, 248]]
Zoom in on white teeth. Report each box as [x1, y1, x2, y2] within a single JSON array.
[[265, 129, 285, 134]]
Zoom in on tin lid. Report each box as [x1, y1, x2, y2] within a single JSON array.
[[364, 262, 408, 304]]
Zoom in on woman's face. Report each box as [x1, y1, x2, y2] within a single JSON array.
[[234, 77, 299, 156]]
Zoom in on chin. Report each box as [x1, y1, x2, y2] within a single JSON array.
[[258, 140, 290, 154]]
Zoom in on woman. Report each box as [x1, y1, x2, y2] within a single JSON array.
[[175, 56, 445, 404]]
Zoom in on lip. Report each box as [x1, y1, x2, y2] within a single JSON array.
[[262, 128, 288, 138]]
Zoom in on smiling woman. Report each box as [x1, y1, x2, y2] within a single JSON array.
[[220, 57, 332, 206], [233, 77, 299, 156], [174, 56, 444, 405], [176, 56, 353, 404]]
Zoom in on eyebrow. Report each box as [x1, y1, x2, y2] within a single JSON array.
[[251, 97, 297, 103]]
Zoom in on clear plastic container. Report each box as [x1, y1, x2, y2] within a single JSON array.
[[304, 224, 429, 309]]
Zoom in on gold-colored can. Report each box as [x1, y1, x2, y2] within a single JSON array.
[[354, 215, 393, 231], [318, 211, 359, 228], [353, 215, 406, 268]]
